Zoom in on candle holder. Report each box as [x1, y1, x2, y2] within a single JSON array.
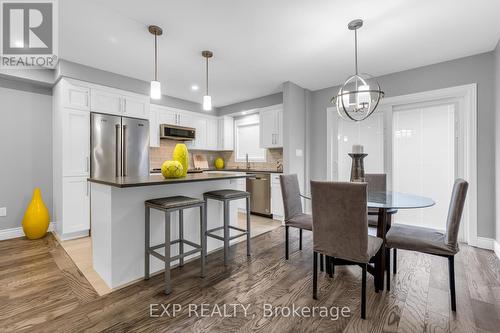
[[348, 153, 368, 182]]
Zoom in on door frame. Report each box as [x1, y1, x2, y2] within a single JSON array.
[[326, 84, 478, 247]]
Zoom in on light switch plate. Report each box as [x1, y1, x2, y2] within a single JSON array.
[[0, 207, 6, 217]]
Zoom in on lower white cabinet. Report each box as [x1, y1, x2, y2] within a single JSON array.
[[236, 178, 248, 212], [271, 173, 284, 220], [62, 177, 90, 236]]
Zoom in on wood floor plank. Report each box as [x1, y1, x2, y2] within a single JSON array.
[[0, 229, 499, 333]]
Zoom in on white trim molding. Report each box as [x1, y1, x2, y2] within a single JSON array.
[[494, 241, 500, 260], [476, 237, 495, 250], [326, 84, 478, 247], [0, 222, 56, 241]]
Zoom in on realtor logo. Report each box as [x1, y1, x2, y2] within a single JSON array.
[[1, 0, 58, 68]]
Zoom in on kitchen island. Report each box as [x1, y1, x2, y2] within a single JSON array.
[[88, 172, 251, 289]]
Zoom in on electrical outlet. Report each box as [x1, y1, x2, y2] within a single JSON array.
[[0, 207, 6, 217]]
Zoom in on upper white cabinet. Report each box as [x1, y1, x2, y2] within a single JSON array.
[[62, 108, 90, 177], [91, 88, 122, 115], [123, 95, 149, 119], [260, 105, 283, 148], [63, 80, 90, 110], [90, 87, 149, 119], [218, 116, 234, 151], [153, 105, 224, 151]]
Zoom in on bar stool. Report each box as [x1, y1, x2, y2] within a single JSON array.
[[203, 190, 251, 266], [144, 196, 206, 294]]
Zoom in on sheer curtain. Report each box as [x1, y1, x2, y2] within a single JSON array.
[[392, 103, 455, 230], [337, 111, 384, 181]]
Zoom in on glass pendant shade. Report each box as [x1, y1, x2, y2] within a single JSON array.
[[150, 80, 161, 100], [332, 19, 384, 122], [203, 95, 212, 111], [334, 73, 383, 121]]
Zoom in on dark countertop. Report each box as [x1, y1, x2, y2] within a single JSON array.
[[88, 172, 252, 188], [150, 168, 283, 174]]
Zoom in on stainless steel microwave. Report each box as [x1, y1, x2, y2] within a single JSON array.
[[159, 124, 196, 141]]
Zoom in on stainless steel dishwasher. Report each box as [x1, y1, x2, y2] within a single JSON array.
[[246, 173, 271, 217]]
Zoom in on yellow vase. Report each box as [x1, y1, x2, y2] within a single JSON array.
[[22, 188, 50, 240], [172, 143, 189, 177]]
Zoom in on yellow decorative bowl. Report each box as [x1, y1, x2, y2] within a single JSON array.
[[161, 160, 184, 178], [214, 158, 224, 170]]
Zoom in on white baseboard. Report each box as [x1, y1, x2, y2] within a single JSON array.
[[494, 241, 500, 260], [475, 237, 495, 250], [0, 222, 56, 241]]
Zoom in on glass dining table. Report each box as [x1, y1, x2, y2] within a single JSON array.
[[367, 191, 435, 291]]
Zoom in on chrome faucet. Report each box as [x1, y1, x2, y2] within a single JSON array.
[[246, 153, 251, 170]]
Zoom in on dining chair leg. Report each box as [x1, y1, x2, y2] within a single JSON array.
[[313, 251, 318, 300], [361, 263, 367, 319], [326, 256, 332, 278], [299, 229, 303, 250], [386, 248, 391, 291], [331, 257, 335, 276], [319, 254, 324, 272], [285, 226, 289, 260], [393, 248, 397, 274], [448, 256, 456, 311]]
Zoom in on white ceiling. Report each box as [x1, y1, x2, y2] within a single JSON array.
[[60, 0, 500, 107]]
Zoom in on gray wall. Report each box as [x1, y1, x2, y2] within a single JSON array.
[[56, 60, 214, 115], [495, 40, 500, 243], [218, 92, 283, 116], [0, 79, 53, 231], [283, 82, 309, 193], [310, 51, 496, 238]]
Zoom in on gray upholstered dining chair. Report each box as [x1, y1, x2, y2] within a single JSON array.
[[279, 174, 314, 260], [310, 181, 383, 319], [365, 173, 393, 227], [386, 178, 468, 312]]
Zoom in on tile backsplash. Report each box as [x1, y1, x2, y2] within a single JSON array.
[[150, 139, 283, 172]]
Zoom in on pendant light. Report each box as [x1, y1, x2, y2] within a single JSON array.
[[332, 19, 384, 121], [148, 25, 163, 100], [202, 50, 213, 111]]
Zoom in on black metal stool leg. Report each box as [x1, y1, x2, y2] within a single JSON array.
[[285, 226, 289, 260], [179, 210, 184, 267], [164, 211, 172, 294], [144, 206, 150, 280], [200, 204, 206, 278], [299, 229, 303, 250], [320, 254, 324, 272], [246, 196, 251, 256], [223, 200, 230, 266]]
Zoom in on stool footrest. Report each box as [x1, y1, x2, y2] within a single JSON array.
[[149, 247, 202, 263]]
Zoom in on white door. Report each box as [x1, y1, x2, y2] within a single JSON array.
[[62, 177, 90, 234], [392, 103, 456, 231], [62, 108, 90, 177]]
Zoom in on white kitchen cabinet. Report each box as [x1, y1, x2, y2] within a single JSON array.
[[123, 95, 149, 119], [218, 116, 234, 151], [206, 118, 219, 150], [236, 178, 248, 212], [149, 106, 160, 147], [62, 108, 90, 177], [91, 88, 122, 115], [157, 108, 178, 125], [271, 173, 284, 220], [189, 117, 208, 150], [259, 105, 283, 148], [63, 80, 90, 111], [62, 177, 90, 235]]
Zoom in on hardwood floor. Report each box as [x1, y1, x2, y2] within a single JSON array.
[[0, 227, 499, 332]]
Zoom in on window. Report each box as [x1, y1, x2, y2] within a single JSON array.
[[234, 115, 266, 162]]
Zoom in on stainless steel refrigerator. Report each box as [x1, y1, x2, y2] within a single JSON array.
[[91, 113, 150, 179]]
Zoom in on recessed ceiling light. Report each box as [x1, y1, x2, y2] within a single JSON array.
[[191, 85, 199, 91]]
